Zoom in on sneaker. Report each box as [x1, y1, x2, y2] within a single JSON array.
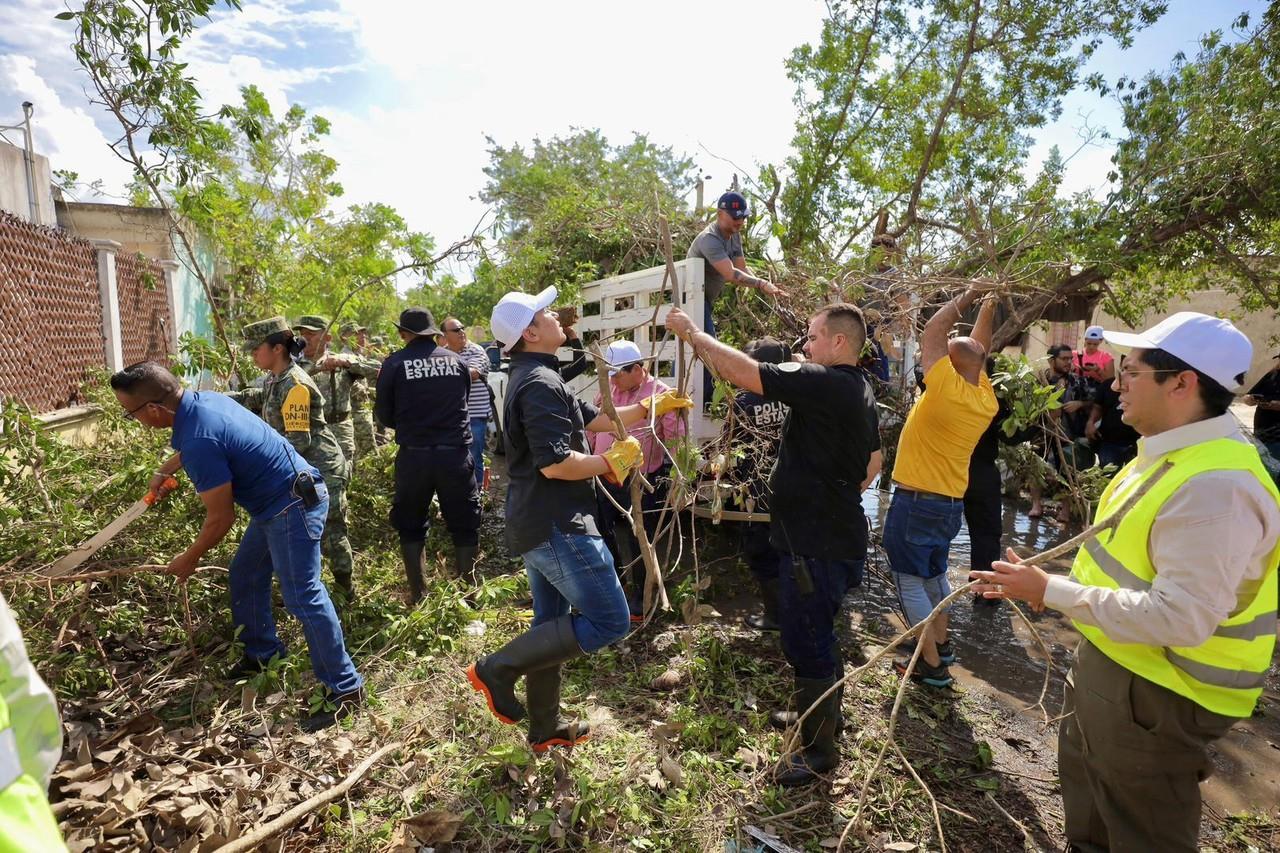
[[898, 639, 955, 666], [936, 640, 955, 666], [893, 658, 954, 688], [301, 686, 364, 732]]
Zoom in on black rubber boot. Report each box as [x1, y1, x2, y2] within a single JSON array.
[[774, 677, 841, 787], [526, 664, 591, 753], [454, 545, 480, 585], [400, 540, 426, 605], [769, 678, 845, 732], [744, 578, 780, 632], [467, 615, 582, 725]]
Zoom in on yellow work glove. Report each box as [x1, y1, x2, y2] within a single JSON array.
[[641, 390, 694, 418], [601, 436, 644, 486]]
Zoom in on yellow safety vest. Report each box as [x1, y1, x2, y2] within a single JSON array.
[[1070, 437, 1280, 718], [0, 694, 65, 852]]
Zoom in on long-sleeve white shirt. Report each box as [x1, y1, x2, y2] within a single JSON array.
[[1043, 414, 1280, 647]]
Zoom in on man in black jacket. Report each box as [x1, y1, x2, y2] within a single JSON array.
[[375, 307, 482, 602], [466, 286, 691, 753]]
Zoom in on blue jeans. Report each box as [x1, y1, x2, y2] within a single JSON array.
[[894, 571, 953, 627], [469, 417, 487, 488], [884, 489, 964, 626], [228, 487, 364, 695], [522, 524, 631, 652], [776, 552, 864, 680]]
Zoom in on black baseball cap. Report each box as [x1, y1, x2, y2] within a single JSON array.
[[745, 337, 791, 365], [394, 307, 441, 337], [717, 191, 749, 220]]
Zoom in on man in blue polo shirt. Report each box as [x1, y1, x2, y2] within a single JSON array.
[[109, 362, 364, 731]]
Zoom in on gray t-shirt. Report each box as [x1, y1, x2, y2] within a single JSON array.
[[686, 222, 744, 306]]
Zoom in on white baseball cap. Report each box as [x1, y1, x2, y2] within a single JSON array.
[[490, 285, 558, 353], [1083, 325, 1105, 341], [1103, 312, 1253, 391], [605, 340, 645, 376]]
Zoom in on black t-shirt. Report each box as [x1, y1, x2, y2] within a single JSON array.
[[1249, 370, 1280, 442], [758, 362, 880, 560], [1093, 382, 1139, 446], [730, 390, 789, 510]]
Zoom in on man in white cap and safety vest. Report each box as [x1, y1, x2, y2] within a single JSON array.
[[466, 286, 691, 752], [973, 312, 1279, 852]]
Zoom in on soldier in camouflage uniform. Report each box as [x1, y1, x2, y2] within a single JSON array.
[[339, 322, 380, 460], [293, 316, 381, 465], [239, 317, 356, 600]]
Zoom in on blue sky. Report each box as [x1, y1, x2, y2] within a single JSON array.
[[0, 0, 1265, 280]]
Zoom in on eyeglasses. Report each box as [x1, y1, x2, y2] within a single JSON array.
[[123, 399, 163, 421], [1116, 367, 1184, 386], [444, 326, 465, 333]]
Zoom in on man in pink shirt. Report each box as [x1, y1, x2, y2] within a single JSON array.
[[1076, 324, 1116, 383], [589, 340, 687, 616]]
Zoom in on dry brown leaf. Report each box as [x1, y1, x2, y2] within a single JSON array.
[[883, 843, 918, 852], [650, 668, 683, 690], [401, 809, 464, 844], [78, 775, 115, 799], [659, 754, 683, 787]]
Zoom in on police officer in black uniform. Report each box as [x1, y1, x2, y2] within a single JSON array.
[[666, 303, 881, 788], [375, 307, 483, 603], [730, 338, 792, 632]]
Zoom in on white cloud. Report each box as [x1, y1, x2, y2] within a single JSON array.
[[318, 0, 827, 270], [0, 54, 132, 198]]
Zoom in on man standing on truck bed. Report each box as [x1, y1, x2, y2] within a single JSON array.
[[687, 191, 787, 336]]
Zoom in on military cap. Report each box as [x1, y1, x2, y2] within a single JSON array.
[[242, 316, 292, 350], [371, 335, 386, 345], [339, 321, 365, 336], [294, 314, 330, 332]]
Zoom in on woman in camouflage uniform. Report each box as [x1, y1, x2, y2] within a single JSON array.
[[241, 317, 356, 601]]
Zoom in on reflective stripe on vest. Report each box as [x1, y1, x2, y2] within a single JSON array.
[[1070, 437, 1280, 718], [0, 728, 21, 793]]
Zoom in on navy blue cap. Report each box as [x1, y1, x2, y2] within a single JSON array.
[[717, 191, 749, 220]]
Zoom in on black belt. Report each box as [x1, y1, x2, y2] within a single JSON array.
[[325, 411, 351, 424], [895, 486, 963, 503], [401, 444, 465, 451]]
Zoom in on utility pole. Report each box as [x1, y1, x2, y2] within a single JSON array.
[[1, 102, 39, 222]]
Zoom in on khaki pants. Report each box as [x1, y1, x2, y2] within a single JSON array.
[[1058, 640, 1237, 853]]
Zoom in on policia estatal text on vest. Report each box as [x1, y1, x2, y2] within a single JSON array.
[[973, 312, 1279, 853]]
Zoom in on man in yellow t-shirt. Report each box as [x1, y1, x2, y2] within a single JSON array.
[[886, 285, 998, 687]]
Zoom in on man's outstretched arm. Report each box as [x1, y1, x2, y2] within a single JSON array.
[[664, 307, 763, 395]]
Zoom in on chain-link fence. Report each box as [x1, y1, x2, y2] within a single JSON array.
[[0, 211, 173, 413], [115, 250, 171, 367]]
